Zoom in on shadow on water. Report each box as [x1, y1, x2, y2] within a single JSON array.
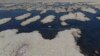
[[0, 9, 100, 56]]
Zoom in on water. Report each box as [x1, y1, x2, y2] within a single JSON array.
[[0, 7, 100, 56]]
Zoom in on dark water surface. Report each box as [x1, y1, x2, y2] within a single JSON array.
[[0, 8, 100, 56]]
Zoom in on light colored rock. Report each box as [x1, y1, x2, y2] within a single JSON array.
[[67, 6, 74, 12], [71, 28, 81, 38], [55, 8, 66, 13], [75, 12, 90, 21], [94, 6, 100, 10], [61, 21, 68, 26], [60, 12, 76, 21], [21, 15, 40, 26], [41, 15, 55, 24], [1, 3, 15, 7], [81, 7, 97, 14], [26, 8, 33, 11], [40, 9, 47, 14], [60, 12, 90, 22], [48, 25, 52, 28], [96, 17, 100, 20], [15, 13, 31, 20], [0, 28, 84, 56], [0, 0, 99, 3], [0, 18, 12, 25]]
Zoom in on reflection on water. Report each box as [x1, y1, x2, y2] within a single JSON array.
[[0, 8, 100, 56]]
